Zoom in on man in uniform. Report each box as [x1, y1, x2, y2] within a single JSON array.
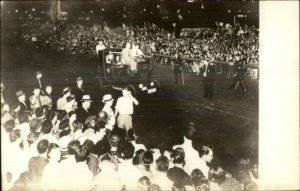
[[173, 53, 183, 85], [202, 56, 216, 100]]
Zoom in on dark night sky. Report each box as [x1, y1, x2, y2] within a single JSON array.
[[1, 0, 259, 29]]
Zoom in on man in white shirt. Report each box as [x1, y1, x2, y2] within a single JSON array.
[[102, 94, 115, 131], [173, 124, 199, 174], [56, 87, 71, 110], [152, 156, 173, 190], [115, 87, 139, 141], [96, 40, 106, 55], [190, 146, 214, 179], [91, 154, 124, 191]]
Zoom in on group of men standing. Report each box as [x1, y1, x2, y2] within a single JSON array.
[[3, 70, 140, 142]]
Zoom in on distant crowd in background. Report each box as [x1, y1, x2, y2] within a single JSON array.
[[7, 19, 259, 79]]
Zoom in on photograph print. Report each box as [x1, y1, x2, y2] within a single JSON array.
[[1, 0, 260, 191]]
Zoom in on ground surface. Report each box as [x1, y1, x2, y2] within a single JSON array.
[[1, 45, 258, 176]]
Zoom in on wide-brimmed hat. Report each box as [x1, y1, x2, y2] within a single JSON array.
[[66, 94, 75, 103], [63, 87, 70, 94], [29, 118, 43, 132], [59, 119, 70, 130], [16, 90, 25, 98], [102, 94, 113, 103], [58, 136, 72, 152], [84, 115, 96, 125], [57, 110, 68, 121], [81, 95, 93, 102]]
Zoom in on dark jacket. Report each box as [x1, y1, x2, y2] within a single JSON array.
[[76, 107, 90, 124]]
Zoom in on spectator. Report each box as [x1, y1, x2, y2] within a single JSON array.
[[16, 90, 29, 115], [28, 139, 50, 190], [152, 155, 173, 190], [76, 94, 92, 124], [29, 87, 43, 112], [209, 166, 242, 191], [56, 87, 71, 110], [96, 40, 106, 55], [73, 77, 85, 105], [137, 176, 152, 191], [196, 146, 214, 179], [59, 140, 93, 190], [41, 143, 63, 191], [41, 85, 53, 109], [101, 94, 115, 131], [91, 153, 124, 191]]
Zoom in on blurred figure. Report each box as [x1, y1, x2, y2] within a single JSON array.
[[29, 87, 42, 113], [16, 90, 29, 115], [56, 87, 71, 110], [28, 139, 50, 191], [121, 42, 137, 72], [101, 94, 115, 131], [41, 85, 53, 109], [73, 77, 85, 106], [41, 143, 63, 191], [209, 166, 242, 191], [91, 153, 124, 191], [96, 40, 106, 55]]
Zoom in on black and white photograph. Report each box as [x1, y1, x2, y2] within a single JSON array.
[[1, 0, 299, 191]]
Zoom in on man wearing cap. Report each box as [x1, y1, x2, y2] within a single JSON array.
[[76, 95, 92, 124], [115, 87, 139, 141], [102, 94, 115, 131], [56, 87, 71, 110], [16, 90, 29, 114], [29, 87, 43, 113]]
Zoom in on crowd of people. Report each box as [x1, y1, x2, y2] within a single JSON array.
[[9, 18, 258, 79], [2, 17, 259, 191], [1, 69, 258, 191]]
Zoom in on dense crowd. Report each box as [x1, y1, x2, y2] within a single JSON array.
[[1, 69, 258, 191], [11, 19, 259, 80], [2, 18, 259, 190]]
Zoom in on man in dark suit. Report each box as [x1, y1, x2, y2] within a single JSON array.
[[202, 57, 216, 100], [76, 94, 92, 124], [173, 53, 183, 85], [73, 77, 85, 106]]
